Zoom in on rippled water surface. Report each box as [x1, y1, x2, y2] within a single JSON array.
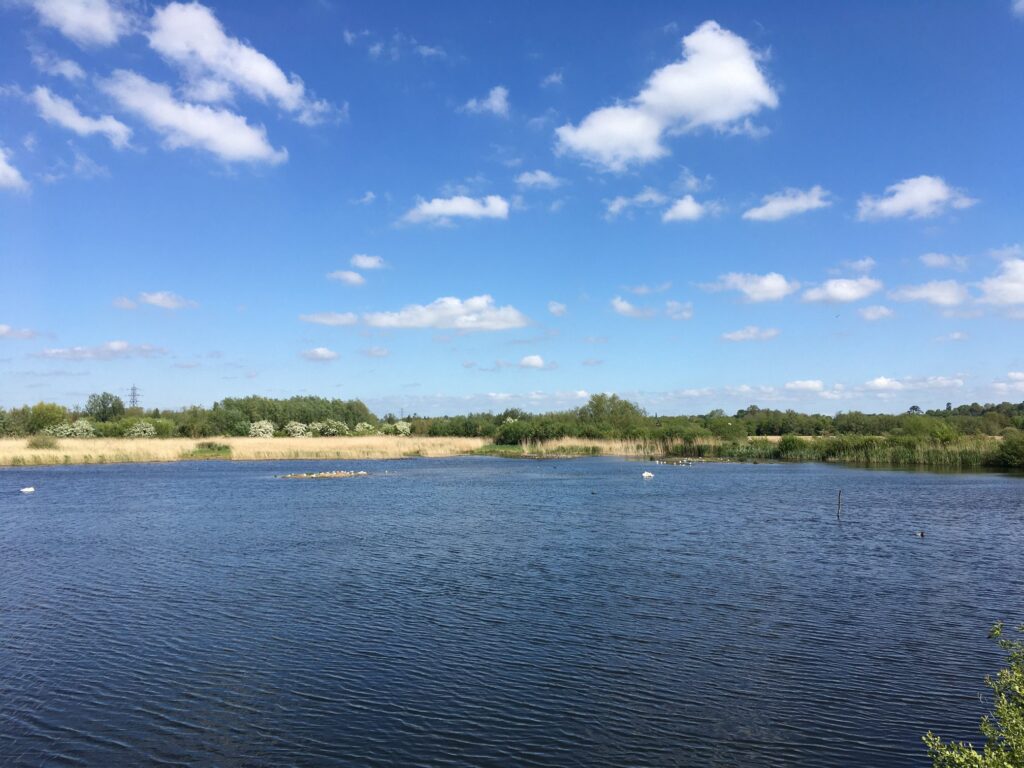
[[2, 458, 1023, 766]]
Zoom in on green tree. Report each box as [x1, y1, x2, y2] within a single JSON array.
[[86, 392, 126, 422], [27, 402, 68, 433], [924, 622, 1024, 766]]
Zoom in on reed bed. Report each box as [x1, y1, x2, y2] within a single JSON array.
[[0, 436, 488, 466]]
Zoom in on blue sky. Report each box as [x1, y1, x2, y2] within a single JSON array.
[[2, 0, 1024, 416]]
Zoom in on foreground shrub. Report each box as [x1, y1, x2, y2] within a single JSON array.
[[308, 419, 349, 436], [27, 434, 59, 450], [995, 434, 1024, 468], [44, 419, 96, 438], [354, 422, 378, 435], [125, 420, 156, 438], [924, 622, 1024, 766], [248, 420, 275, 438], [284, 421, 309, 437]]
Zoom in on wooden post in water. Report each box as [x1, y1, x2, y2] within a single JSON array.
[[836, 489, 843, 522]]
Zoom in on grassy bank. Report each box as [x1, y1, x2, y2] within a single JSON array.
[[0, 436, 489, 466], [1, 434, 1020, 470]]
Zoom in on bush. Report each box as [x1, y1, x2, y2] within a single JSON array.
[[125, 420, 156, 438], [248, 420, 275, 438], [995, 433, 1024, 468], [283, 421, 309, 437], [27, 434, 59, 450], [354, 422, 378, 435], [44, 419, 96, 438]]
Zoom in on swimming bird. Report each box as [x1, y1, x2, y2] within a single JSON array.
[[20, 487, 35, 494], [914, 530, 925, 538], [642, 471, 654, 479]]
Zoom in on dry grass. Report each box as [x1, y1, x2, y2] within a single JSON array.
[[0, 436, 489, 466]]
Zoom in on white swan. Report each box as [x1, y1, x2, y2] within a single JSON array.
[[20, 487, 35, 494], [642, 471, 654, 479]]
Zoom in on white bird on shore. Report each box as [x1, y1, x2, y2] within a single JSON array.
[[642, 471, 654, 479], [20, 487, 35, 494]]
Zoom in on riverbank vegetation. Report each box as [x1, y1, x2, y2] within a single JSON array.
[[1, 392, 1022, 468]]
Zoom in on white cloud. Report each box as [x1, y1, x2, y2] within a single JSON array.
[[100, 70, 287, 164], [328, 270, 365, 286], [865, 376, 904, 392], [743, 185, 831, 221], [416, 45, 445, 59], [555, 21, 777, 171], [662, 194, 708, 222], [803, 276, 882, 303], [30, 49, 85, 80], [363, 295, 528, 331], [38, 340, 164, 360], [28, 0, 130, 46], [865, 375, 964, 392], [920, 252, 968, 270], [0, 324, 37, 339], [148, 2, 331, 124], [0, 147, 29, 191], [937, 331, 968, 342], [520, 354, 545, 369], [626, 282, 671, 295], [548, 301, 567, 317], [859, 305, 893, 321], [351, 254, 385, 269], [891, 280, 969, 306], [843, 257, 876, 273], [857, 175, 977, 220], [362, 346, 389, 358], [722, 325, 778, 341], [401, 194, 509, 225], [516, 169, 562, 188], [112, 296, 136, 309], [708, 272, 799, 302], [666, 300, 693, 320], [462, 85, 509, 117], [299, 311, 358, 326], [978, 258, 1024, 305], [138, 291, 196, 309], [994, 371, 1024, 394], [1015, 0, 1024, 17], [541, 71, 563, 88], [31, 86, 132, 149], [303, 346, 338, 361], [356, 191, 375, 205], [605, 187, 665, 219], [611, 296, 654, 318], [785, 379, 824, 392]]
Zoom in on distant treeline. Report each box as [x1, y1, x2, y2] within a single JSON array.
[[3, 391, 1024, 443]]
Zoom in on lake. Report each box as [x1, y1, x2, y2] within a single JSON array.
[[1, 458, 1022, 766]]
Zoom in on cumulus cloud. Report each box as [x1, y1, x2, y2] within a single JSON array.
[[864, 375, 964, 392], [891, 280, 968, 306], [978, 257, 1024, 305], [328, 270, 365, 286], [519, 354, 545, 369], [350, 254, 385, 270], [148, 2, 331, 124], [722, 325, 778, 341], [0, 147, 29, 191], [461, 85, 509, 117], [516, 169, 563, 188], [605, 187, 666, 219], [139, 291, 196, 309], [363, 295, 528, 331], [299, 311, 357, 326], [0, 324, 37, 339], [803, 276, 882, 303], [785, 379, 824, 392], [666, 300, 693, 320], [555, 21, 777, 171], [401, 195, 509, 225], [38, 340, 165, 360], [100, 70, 287, 164], [548, 301, 567, 316], [27, 0, 131, 46], [743, 185, 830, 221], [541, 71, 563, 88], [920, 252, 968, 270], [30, 48, 85, 80], [31, 86, 132, 148], [859, 305, 893, 321], [356, 191, 375, 205], [994, 371, 1024, 394], [611, 296, 654, 318], [857, 175, 977, 220], [626, 282, 671, 295], [707, 272, 799, 302], [302, 347, 338, 361], [662, 194, 709, 222]]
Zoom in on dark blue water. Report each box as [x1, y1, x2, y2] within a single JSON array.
[[1, 458, 1022, 766]]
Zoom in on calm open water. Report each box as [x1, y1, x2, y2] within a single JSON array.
[[1, 457, 1022, 767]]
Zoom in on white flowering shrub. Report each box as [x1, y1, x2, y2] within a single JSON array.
[[44, 422, 74, 437], [249, 420, 275, 438], [284, 421, 309, 437], [504, 416, 518, 425], [68, 419, 96, 438], [125, 420, 156, 438], [354, 422, 379, 435], [394, 420, 411, 436], [309, 419, 349, 437]]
